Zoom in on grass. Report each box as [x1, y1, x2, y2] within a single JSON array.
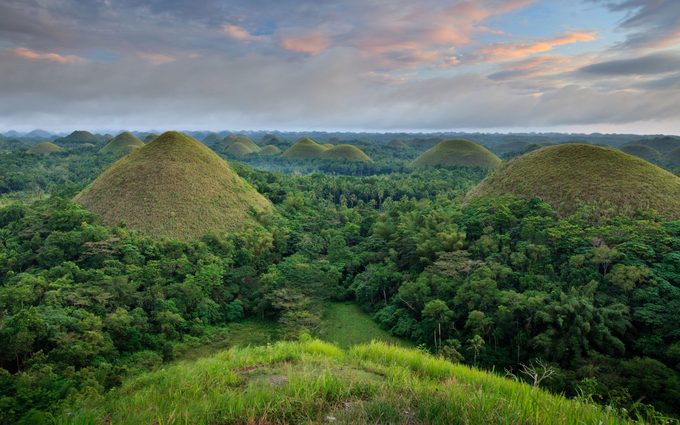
[[75, 131, 273, 240], [173, 319, 281, 361], [413, 139, 501, 169], [468, 144, 680, 219], [99, 131, 144, 155], [28, 141, 63, 154], [318, 303, 406, 348], [282, 137, 328, 160], [322, 144, 372, 162], [226, 141, 255, 156], [58, 339, 635, 425], [620, 144, 661, 163], [223, 135, 261, 152], [260, 145, 282, 155]]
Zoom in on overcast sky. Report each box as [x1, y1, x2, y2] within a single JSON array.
[[1, 0, 680, 133]]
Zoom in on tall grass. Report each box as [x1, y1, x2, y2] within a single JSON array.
[[59, 339, 638, 425]]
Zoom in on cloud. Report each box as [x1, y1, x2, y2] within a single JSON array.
[[279, 32, 329, 54], [137, 52, 176, 65], [580, 51, 680, 75], [595, 0, 680, 50], [222, 24, 266, 42], [475, 31, 596, 62], [12, 47, 84, 64]]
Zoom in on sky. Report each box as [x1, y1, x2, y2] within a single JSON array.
[[1, 0, 680, 134]]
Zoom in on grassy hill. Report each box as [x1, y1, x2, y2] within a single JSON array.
[[468, 144, 680, 219], [626, 136, 680, 153], [202, 132, 222, 145], [260, 145, 282, 155], [100, 131, 144, 156], [226, 141, 255, 156], [620, 144, 661, 163], [664, 146, 680, 168], [75, 131, 272, 240], [322, 144, 372, 161], [283, 137, 328, 160], [387, 139, 408, 149], [223, 134, 261, 152], [143, 133, 158, 143], [59, 339, 631, 425], [413, 139, 501, 169], [55, 130, 99, 146], [28, 141, 63, 154]]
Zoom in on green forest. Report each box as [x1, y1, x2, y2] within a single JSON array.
[[0, 131, 679, 424]]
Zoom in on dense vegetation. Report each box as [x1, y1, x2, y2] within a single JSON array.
[[1, 131, 679, 423]]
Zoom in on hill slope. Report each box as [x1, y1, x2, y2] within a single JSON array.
[[468, 144, 680, 219], [59, 339, 631, 425], [223, 135, 261, 152], [626, 136, 680, 153], [226, 141, 254, 156], [322, 144, 372, 161], [413, 139, 501, 169], [260, 145, 282, 155], [28, 141, 63, 154], [56, 130, 99, 146], [100, 131, 144, 155], [283, 137, 328, 160], [620, 144, 660, 163], [75, 131, 272, 240], [664, 146, 680, 168]]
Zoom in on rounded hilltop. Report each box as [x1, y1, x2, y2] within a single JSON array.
[[322, 144, 372, 161], [28, 141, 63, 154], [100, 131, 144, 156], [56, 130, 99, 145], [619, 144, 660, 163], [75, 131, 272, 240], [412, 139, 501, 169], [222, 134, 261, 152], [226, 141, 254, 156], [468, 143, 680, 219], [259, 145, 282, 155], [282, 137, 327, 159]]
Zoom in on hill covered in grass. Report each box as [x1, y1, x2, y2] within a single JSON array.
[[223, 134, 261, 152], [322, 144, 372, 161], [283, 137, 328, 159], [100, 131, 144, 155], [468, 144, 680, 219], [620, 144, 660, 163], [59, 339, 631, 425], [226, 141, 255, 156], [28, 141, 63, 154], [664, 146, 680, 168], [626, 136, 680, 153], [75, 131, 272, 240], [413, 139, 501, 169], [55, 130, 100, 146], [260, 144, 282, 155]]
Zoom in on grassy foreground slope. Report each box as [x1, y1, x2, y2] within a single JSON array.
[[413, 139, 501, 169], [60, 339, 631, 425], [75, 131, 272, 240], [468, 144, 680, 219]]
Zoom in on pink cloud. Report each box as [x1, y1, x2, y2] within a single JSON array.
[[222, 24, 266, 42], [13, 47, 84, 64], [137, 52, 176, 65], [280, 32, 329, 55], [476, 31, 596, 62]]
